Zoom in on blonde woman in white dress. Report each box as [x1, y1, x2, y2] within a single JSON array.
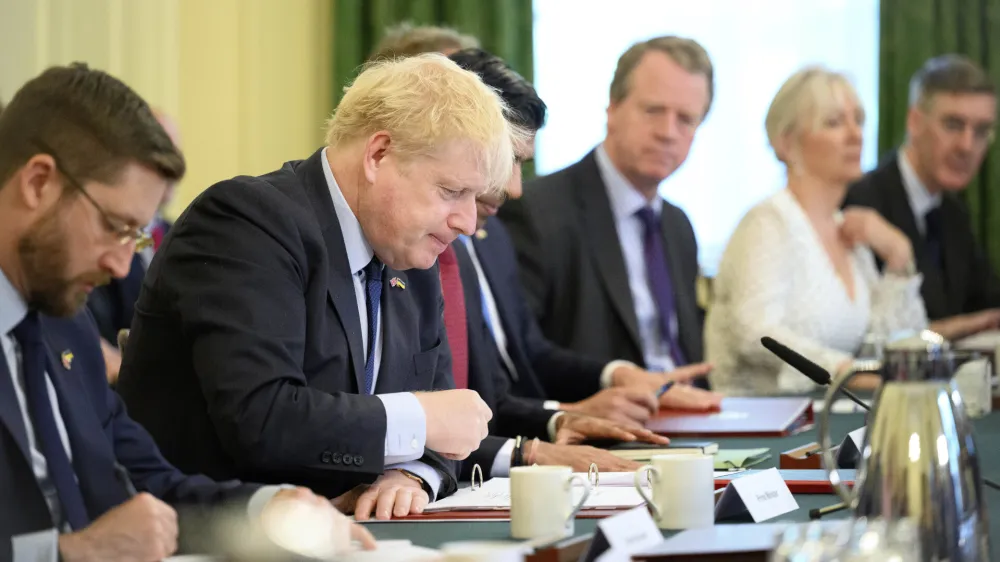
[[706, 67, 928, 396]]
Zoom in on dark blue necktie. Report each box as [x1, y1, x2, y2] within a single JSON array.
[[13, 312, 90, 530], [362, 257, 383, 395], [924, 206, 944, 273], [635, 207, 687, 367]]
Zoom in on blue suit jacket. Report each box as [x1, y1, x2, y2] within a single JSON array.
[[471, 217, 606, 403], [0, 310, 258, 555]]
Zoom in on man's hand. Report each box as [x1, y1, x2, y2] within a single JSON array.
[[930, 309, 1000, 341], [353, 470, 430, 521], [659, 384, 723, 411], [664, 363, 714, 384], [562, 388, 658, 428], [58, 493, 178, 562], [261, 488, 376, 556], [415, 389, 492, 460], [533, 441, 641, 472], [554, 412, 669, 446], [99, 339, 122, 385]]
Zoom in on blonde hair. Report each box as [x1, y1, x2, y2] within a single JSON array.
[[765, 66, 863, 164], [326, 53, 517, 196], [369, 22, 479, 61]]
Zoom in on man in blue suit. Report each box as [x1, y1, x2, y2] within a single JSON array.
[[0, 64, 372, 561], [446, 49, 723, 435]]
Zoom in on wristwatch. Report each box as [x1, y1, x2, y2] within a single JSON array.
[[397, 469, 431, 496]]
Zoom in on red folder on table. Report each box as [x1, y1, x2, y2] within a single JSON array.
[[646, 397, 814, 438]]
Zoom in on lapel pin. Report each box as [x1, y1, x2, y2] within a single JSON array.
[[390, 277, 406, 289], [61, 350, 74, 370], [475, 228, 488, 240]]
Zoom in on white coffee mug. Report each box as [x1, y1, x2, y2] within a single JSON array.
[[509, 465, 590, 539], [953, 357, 993, 418], [634, 454, 714, 530]]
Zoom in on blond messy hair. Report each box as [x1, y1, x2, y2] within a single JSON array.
[[326, 53, 517, 196], [765, 66, 863, 164]]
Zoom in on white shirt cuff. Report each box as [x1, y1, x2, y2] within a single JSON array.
[[377, 392, 427, 464], [600, 360, 639, 388], [11, 529, 59, 562], [542, 400, 561, 411], [490, 439, 517, 477], [546, 411, 565, 442], [388, 461, 444, 501], [247, 484, 297, 521]]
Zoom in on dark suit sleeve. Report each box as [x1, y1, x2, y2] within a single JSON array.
[[461, 436, 508, 480], [964, 228, 1000, 311], [153, 180, 389, 478], [490, 222, 605, 402]]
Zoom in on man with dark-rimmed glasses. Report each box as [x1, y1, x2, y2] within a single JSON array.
[[0, 63, 372, 562], [846, 54, 1000, 341]]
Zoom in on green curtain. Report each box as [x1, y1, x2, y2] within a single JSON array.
[[879, 0, 1000, 270], [332, 0, 534, 105]]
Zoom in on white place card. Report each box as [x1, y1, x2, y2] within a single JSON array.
[[580, 506, 662, 562], [847, 427, 866, 450], [714, 468, 798, 522]]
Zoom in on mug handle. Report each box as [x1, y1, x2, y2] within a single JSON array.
[[565, 474, 591, 524], [634, 465, 661, 520]]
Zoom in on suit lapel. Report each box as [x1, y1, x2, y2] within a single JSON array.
[[575, 154, 643, 350], [299, 149, 366, 393], [0, 343, 31, 468], [374, 269, 409, 394]]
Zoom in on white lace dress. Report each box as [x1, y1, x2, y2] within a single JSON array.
[[705, 189, 928, 395]]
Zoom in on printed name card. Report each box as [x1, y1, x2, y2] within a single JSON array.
[[714, 468, 798, 523], [580, 506, 662, 562]]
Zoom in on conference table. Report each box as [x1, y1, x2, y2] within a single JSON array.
[[364, 408, 1000, 558]]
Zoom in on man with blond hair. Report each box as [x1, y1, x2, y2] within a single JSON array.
[[369, 22, 479, 61], [117, 54, 508, 520]]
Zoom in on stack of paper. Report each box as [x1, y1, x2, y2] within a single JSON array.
[[423, 477, 646, 513]]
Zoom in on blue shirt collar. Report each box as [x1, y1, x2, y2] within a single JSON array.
[[595, 144, 663, 221], [320, 147, 375, 276], [0, 266, 27, 337]]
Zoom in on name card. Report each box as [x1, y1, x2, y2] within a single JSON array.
[[715, 468, 798, 523], [835, 427, 866, 469], [580, 506, 662, 562]]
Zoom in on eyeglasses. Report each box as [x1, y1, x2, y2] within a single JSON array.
[[937, 115, 996, 146], [32, 141, 154, 251]]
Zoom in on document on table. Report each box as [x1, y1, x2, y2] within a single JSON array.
[[423, 477, 654, 512]]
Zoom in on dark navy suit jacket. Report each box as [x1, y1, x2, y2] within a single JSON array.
[[472, 217, 607, 403], [116, 149, 458, 499], [0, 310, 257, 556]]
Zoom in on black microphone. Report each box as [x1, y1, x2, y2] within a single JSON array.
[[760, 336, 1000, 493], [760, 336, 870, 412]]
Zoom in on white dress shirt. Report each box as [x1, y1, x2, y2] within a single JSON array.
[[1, 267, 286, 561], [705, 189, 928, 395], [897, 149, 942, 236], [594, 145, 677, 372], [321, 149, 442, 494]]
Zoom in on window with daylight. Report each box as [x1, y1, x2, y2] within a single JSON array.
[[532, 0, 880, 274]]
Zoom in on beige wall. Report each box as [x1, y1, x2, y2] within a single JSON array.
[[0, 0, 333, 220]]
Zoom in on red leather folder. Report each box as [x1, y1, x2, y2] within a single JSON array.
[[646, 397, 814, 438], [713, 469, 854, 494]]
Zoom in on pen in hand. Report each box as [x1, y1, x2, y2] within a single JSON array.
[[114, 462, 138, 497], [657, 381, 676, 398]]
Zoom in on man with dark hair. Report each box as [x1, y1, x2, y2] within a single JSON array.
[[369, 22, 479, 62], [442, 48, 720, 479], [0, 63, 372, 561], [499, 37, 714, 384], [845, 54, 1000, 339]]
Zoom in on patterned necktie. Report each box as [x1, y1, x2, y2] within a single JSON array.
[[635, 206, 687, 367], [438, 246, 469, 389], [13, 312, 90, 530], [362, 257, 383, 395]]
